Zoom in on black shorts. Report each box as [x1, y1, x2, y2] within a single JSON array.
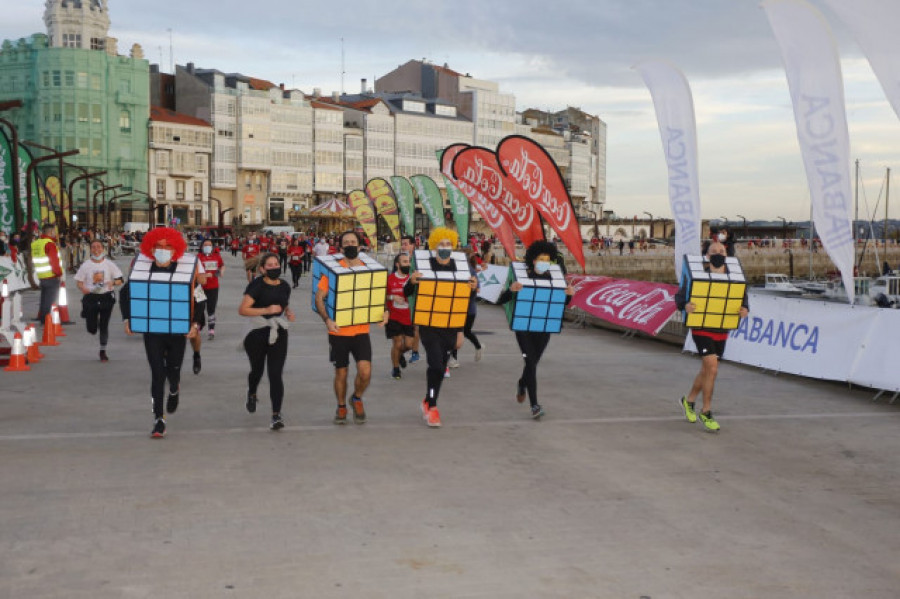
[[329, 333, 372, 368], [384, 320, 415, 339], [692, 332, 726, 358]]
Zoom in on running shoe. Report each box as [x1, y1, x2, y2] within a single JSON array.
[[99, 350, 108, 362], [444, 367, 451, 378], [270, 413, 285, 430], [350, 396, 367, 424], [421, 399, 430, 421], [409, 351, 420, 364], [516, 381, 526, 404], [399, 354, 407, 369], [447, 356, 460, 369], [475, 345, 484, 362], [208, 329, 215, 341], [193, 352, 201, 375], [531, 404, 545, 419], [680, 396, 697, 423], [699, 411, 720, 432], [426, 407, 442, 428], [166, 392, 179, 414], [246, 392, 257, 414], [334, 405, 348, 425], [392, 367, 402, 380], [151, 418, 166, 438]]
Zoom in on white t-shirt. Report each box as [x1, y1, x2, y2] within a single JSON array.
[[74, 257, 124, 294], [314, 241, 330, 257]]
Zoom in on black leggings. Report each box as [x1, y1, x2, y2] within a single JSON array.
[[515, 331, 551, 408], [82, 292, 114, 348], [452, 313, 481, 358], [244, 327, 288, 414], [302, 253, 312, 273], [289, 263, 302, 286], [279, 252, 289, 274], [143, 333, 187, 417], [420, 327, 457, 408], [204, 287, 219, 330]]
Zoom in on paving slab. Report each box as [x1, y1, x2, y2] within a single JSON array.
[[2, 252, 900, 598]]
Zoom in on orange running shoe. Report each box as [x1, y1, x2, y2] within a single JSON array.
[[421, 399, 430, 421], [333, 405, 348, 425], [350, 396, 366, 424], [426, 407, 442, 428]]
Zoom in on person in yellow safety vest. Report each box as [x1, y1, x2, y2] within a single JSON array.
[[31, 223, 64, 322]]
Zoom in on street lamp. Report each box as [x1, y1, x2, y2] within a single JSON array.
[[24, 147, 79, 226], [643, 211, 654, 238], [208, 196, 234, 237], [64, 164, 106, 234], [107, 191, 133, 231], [736, 214, 748, 240], [92, 184, 122, 231], [776, 216, 787, 242]]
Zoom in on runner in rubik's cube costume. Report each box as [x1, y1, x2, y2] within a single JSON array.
[[673, 240, 749, 432], [120, 227, 204, 438], [403, 227, 478, 428], [496, 240, 574, 420], [313, 231, 387, 425]]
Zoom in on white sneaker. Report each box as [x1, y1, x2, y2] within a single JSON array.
[[447, 357, 460, 369], [475, 345, 484, 362]]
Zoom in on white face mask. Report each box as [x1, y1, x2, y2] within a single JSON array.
[[534, 261, 551, 274], [202, 246, 213, 255], [154, 248, 173, 264], [91, 252, 105, 261], [717, 233, 727, 243]]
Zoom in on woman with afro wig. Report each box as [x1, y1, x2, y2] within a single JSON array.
[[496, 240, 574, 419], [402, 227, 478, 427], [120, 227, 205, 438]]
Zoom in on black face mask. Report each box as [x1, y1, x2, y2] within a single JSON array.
[[399, 265, 410, 275], [709, 254, 726, 268], [342, 246, 359, 259], [265, 268, 281, 280]]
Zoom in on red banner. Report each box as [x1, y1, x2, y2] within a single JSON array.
[[497, 135, 586, 270], [441, 144, 518, 259], [451, 146, 545, 249], [567, 275, 680, 336]]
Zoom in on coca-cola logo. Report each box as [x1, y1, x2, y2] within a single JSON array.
[[453, 148, 536, 234], [502, 146, 572, 229], [583, 282, 675, 326]]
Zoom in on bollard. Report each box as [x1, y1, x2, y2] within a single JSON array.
[[52, 305, 66, 338], [41, 312, 59, 347], [4, 332, 30, 372], [25, 325, 44, 363], [57, 281, 73, 324]]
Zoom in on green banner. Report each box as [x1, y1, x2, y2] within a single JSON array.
[[390, 176, 417, 237], [17, 145, 41, 227], [409, 174, 445, 228], [437, 150, 470, 245], [0, 130, 14, 235], [365, 178, 401, 241]]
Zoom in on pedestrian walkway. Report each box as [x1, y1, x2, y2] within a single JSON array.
[[2, 251, 900, 598]]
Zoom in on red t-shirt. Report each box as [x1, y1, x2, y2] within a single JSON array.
[[288, 245, 304, 264], [200, 251, 225, 290], [385, 272, 412, 326], [693, 329, 729, 342], [242, 242, 260, 260], [230, 239, 240, 250]]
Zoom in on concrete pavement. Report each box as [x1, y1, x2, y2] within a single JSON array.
[[2, 251, 900, 598]]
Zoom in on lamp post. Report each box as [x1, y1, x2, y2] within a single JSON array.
[[92, 184, 122, 231], [107, 191, 132, 231], [125, 189, 155, 227], [643, 211, 653, 239], [776, 216, 787, 243], [22, 141, 72, 233], [736, 214, 748, 240], [64, 164, 106, 233], [24, 148, 79, 226], [207, 196, 234, 236]]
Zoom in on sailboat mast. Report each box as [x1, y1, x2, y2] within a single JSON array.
[[885, 167, 891, 252], [854, 158, 859, 241]]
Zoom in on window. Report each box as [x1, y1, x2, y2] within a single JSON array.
[[52, 103, 62, 122], [77, 103, 88, 123], [195, 154, 206, 173], [91, 104, 101, 124], [64, 102, 75, 122], [77, 72, 88, 88], [175, 180, 185, 200], [62, 33, 81, 48], [194, 181, 203, 201], [255, 174, 262, 191], [91, 139, 102, 157], [42, 71, 49, 87], [52, 71, 61, 87], [244, 174, 251, 190], [156, 179, 166, 200], [91, 74, 101, 90], [119, 79, 131, 94], [156, 150, 169, 169], [77, 138, 89, 156], [119, 110, 131, 133], [90, 37, 104, 51], [42, 104, 51, 123], [65, 71, 75, 87]]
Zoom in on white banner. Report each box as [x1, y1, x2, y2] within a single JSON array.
[[0, 255, 34, 293], [634, 60, 702, 284], [684, 293, 900, 391], [476, 264, 509, 304], [763, 0, 856, 304], [823, 0, 900, 123]]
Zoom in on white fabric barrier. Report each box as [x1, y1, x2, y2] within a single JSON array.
[[684, 293, 900, 391], [476, 264, 510, 304]]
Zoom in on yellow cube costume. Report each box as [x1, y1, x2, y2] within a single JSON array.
[[311, 253, 387, 327], [681, 254, 746, 330], [411, 249, 471, 329]]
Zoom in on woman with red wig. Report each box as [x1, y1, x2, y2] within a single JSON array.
[[120, 227, 205, 438]]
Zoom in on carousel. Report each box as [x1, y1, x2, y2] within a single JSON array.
[[289, 197, 354, 234]]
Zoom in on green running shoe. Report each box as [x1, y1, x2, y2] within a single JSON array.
[[699, 411, 720, 432], [680, 396, 697, 423]]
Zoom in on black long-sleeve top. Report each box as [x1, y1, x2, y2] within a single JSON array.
[[119, 260, 204, 325]]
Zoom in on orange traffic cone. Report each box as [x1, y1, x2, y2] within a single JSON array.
[[41, 313, 59, 347], [52, 305, 66, 338], [57, 281, 73, 324], [4, 332, 30, 372], [25, 325, 44, 363]]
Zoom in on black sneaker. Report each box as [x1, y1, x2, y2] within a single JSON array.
[[166, 392, 179, 414], [399, 353, 407, 369], [193, 353, 201, 375], [151, 418, 166, 438], [392, 367, 402, 380], [531, 404, 545, 419], [246, 392, 257, 414], [270, 413, 285, 430], [99, 350, 109, 362]]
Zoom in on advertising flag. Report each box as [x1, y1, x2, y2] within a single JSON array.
[[635, 59, 702, 284], [365, 178, 401, 241], [823, 0, 900, 123], [17, 144, 41, 227], [348, 189, 379, 250], [0, 130, 15, 235], [390, 176, 417, 236], [451, 146, 545, 248], [42, 175, 62, 225], [437, 149, 470, 246], [763, 0, 856, 303], [409, 175, 446, 228], [440, 144, 518, 259], [496, 135, 585, 270]]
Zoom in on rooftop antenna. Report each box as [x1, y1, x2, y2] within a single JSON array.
[[340, 37, 345, 95], [167, 28, 173, 74]]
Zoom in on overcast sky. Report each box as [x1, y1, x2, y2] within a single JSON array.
[[4, 0, 899, 222]]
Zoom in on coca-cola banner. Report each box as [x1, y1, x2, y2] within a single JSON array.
[[451, 145, 545, 249], [568, 275, 679, 336], [497, 136, 585, 270], [441, 144, 518, 259]]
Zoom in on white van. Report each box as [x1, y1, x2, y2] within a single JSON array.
[[123, 222, 150, 233]]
